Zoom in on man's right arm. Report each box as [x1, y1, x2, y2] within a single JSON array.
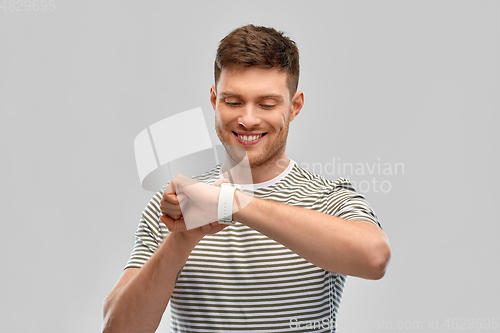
[[102, 180, 228, 333], [102, 231, 198, 333]]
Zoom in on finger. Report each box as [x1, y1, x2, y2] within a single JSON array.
[[164, 183, 175, 194], [162, 191, 179, 204], [162, 209, 182, 220], [177, 193, 189, 212], [170, 175, 190, 195], [160, 198, 181, 213], [160, 199, 182, 219], [160, 197, 179, 209]]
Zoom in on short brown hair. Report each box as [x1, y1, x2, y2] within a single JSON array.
[[214, 24, 300, 98]]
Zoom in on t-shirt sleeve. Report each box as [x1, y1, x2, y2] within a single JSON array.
[[321, 178, 382, 229], [124, 190, 170, 269]]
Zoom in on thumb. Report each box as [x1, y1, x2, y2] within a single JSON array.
[[160, 214, 186, 232], [165, 182, 175, 194]]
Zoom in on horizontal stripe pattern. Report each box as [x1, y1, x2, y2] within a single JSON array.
[[126, 162, 381, 332]]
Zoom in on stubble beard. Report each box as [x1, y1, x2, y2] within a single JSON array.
[[215, 121, 290, 171]]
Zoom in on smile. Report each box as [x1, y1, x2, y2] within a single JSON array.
[[233, 132, 267, 144]]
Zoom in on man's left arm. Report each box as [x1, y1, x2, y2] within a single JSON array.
[[232, 190, 391, 280]]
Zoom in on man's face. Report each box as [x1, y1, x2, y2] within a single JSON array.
[[210, 67, 303, 169]]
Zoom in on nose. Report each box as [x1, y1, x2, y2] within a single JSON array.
[[237, 104, 262, 129]]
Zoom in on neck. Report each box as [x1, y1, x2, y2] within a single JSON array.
[[221, 152, 290, 184]]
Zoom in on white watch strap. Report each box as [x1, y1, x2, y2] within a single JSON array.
[[218, 183, 239, 225]]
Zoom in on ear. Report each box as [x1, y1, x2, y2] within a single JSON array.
[[289, 90, 304, 122], [210, 85, 217, 111]]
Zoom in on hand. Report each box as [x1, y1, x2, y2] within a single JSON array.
[[159, 175, 229, 242], [160, 184, 183, 220]]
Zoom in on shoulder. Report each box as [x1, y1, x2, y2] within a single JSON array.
[[192, 164, 222, 184], [284, 163, 352, 193], [288, 164, 381, 226], [260, 163, 352, 207]]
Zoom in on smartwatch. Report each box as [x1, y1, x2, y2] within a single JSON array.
[[217, 183, 241, 225]]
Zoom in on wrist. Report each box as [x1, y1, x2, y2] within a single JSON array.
[[231, 189, 253, 223], [218, 183, 240, 225], [167, 229, 203, 249]]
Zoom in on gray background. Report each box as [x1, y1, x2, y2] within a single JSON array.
[[1, 1, 498, 332]]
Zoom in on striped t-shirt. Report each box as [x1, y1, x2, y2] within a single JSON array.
[[126, 160, 381, 333]]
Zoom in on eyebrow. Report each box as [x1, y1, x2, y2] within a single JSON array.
[[218, 92, 284, 101]]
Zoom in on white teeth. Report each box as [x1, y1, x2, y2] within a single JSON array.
[[238, 134, 263, 141]]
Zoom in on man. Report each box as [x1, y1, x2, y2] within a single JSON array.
[[103, 24, 391, 333]]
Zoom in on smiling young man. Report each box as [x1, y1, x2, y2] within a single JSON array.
[[213, 65, 301, 182], [103, 25, 391, 333]]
